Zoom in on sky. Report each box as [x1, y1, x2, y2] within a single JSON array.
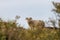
[[0, 0, 60, 28]]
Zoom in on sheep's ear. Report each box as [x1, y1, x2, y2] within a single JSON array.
[[26, 17, 28, 20], [30, 17, 32, 20]]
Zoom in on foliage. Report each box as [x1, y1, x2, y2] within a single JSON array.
[[0, 1, 60, 40], [0, 18, 60, 40], [52, 2, 60, 28]]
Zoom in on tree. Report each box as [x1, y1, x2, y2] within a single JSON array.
[[52, 2, 60, 28]]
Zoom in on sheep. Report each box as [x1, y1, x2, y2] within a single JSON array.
[[26, 17, 45, 30]]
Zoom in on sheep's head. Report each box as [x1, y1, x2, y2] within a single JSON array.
[[26, 17, 32, 21], [26, 17, 34, 28], [26, 17, 33, 26]]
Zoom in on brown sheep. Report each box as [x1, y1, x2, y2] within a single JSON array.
[[26, 17, 45, 29]]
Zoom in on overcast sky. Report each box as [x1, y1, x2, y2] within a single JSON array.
[[0, 0, 60, 28]]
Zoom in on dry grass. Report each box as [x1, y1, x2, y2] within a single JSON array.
[[0, 19, 60, 40]]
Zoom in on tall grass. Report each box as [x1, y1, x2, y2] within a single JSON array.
[[0, 18, 60, 40]]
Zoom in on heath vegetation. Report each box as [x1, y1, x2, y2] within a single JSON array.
[[0, 1, 60, 40]]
